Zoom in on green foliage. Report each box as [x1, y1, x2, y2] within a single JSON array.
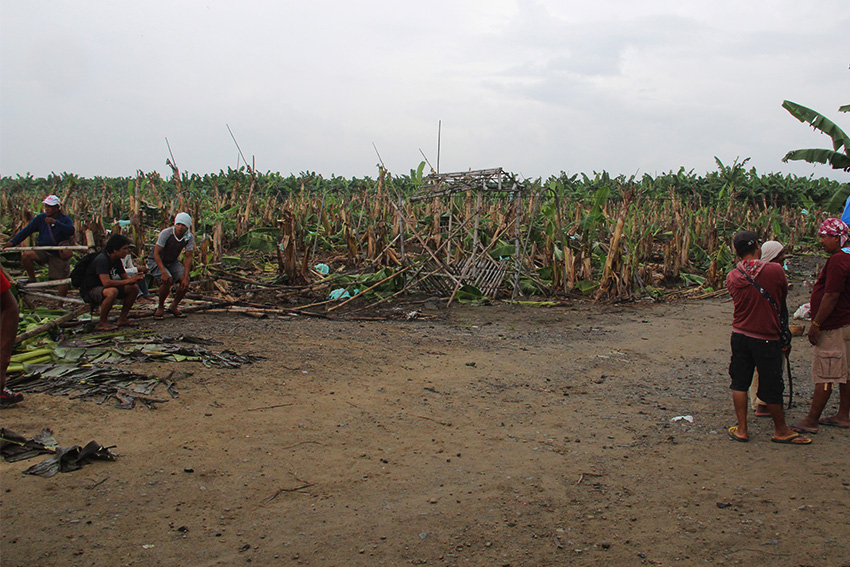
[[455, 284, 483, 301], [237, 228, 280, 253], [574, 280, 600, 296], [782, 100, 850, 172]]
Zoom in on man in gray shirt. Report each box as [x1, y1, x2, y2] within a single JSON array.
[[147, 212, 194, 320]]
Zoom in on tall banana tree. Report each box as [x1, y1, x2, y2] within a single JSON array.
[[781, 100, 850, 171], [782, 100, 850, 210]]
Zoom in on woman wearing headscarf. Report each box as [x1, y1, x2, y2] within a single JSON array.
[[791, 219, 850, 433], [750, 240, 788, 417], [760, 241, 786, 265]]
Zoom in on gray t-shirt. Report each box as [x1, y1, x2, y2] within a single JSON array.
[[149, 226, 194, 264]]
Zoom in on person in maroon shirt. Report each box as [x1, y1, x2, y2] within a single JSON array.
[[791, 218, 850, 434], [1, 271, 23, 406], [725, 230, 810, 444]]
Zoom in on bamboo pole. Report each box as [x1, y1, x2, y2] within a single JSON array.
[[1, 246, 89, 252], [16, 278, 71, 289], [18, 290, 87, 305]]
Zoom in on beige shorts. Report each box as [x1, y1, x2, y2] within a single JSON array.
[[33, 250, 71, 280], [812, 324, 850, 384]]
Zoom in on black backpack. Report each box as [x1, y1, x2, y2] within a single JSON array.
[[70, 251, 99, 289]]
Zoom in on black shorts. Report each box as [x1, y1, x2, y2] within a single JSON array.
[[729, 332, 784, 405]]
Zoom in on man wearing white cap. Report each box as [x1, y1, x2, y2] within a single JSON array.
[[2, 194, 75, 296], [147, 212, 194, 319]]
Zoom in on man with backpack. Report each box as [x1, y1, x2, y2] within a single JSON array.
[[80, 234, 144, 331]]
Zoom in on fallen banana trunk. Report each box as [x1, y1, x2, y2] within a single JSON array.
[[9, 348, 53, 363], [14, 304, 90, 345]]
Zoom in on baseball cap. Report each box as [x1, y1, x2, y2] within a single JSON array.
[[42, 195, 61, 206], [733, 230, 758, 256]]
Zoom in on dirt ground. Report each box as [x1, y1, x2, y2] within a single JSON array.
[[2, 256, 849, 567]]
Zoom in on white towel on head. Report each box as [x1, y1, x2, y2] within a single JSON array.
[[761, 241, 783, 263]]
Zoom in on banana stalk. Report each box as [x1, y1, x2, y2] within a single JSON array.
[[9, 348, 53, 363]]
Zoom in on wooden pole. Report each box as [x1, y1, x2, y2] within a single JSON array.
[[15, 278, 71, 289], [18, 290, 87, 305], [1, 246, 89, 252]]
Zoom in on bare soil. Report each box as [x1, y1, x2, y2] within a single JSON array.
[[2, 256, 849, 567]]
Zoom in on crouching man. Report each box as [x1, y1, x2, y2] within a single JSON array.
[[147, 212, 194, 320], [81, 234, 145, 331]]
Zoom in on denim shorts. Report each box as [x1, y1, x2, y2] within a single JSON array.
[[146, 259, 184, 281]]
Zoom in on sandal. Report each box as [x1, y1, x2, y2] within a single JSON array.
[[169, 309, 187, 319], [728, 426, 748, 442], [818, 416, 850, 429], [771, 432, 812, 445], [153, 310, 165, 321]]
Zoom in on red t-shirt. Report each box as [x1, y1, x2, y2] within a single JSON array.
[[809, 251, 850, 330], [0, 271, 9, 294], [726, 261, 787, 340]]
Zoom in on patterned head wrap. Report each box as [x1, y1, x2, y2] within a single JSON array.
[[819, 218, 849, 246]]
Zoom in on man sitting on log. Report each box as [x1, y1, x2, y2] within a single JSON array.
[[81, 234, 144, 331], [2, 194, 75, 297]]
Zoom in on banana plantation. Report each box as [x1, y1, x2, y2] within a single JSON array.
[[1, 158, 846, 305]]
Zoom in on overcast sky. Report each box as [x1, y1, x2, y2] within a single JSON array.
[[1, 1, 848, 183]]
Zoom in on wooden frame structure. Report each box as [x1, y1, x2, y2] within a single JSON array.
[[396, 168, 528, 304]]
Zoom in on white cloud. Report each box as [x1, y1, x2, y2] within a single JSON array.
[[1, 0, 848, 183]]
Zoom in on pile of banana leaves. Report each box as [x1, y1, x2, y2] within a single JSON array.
[[9, 331, 265, 375], [7, 331, 264, 408], [7, 366, 182, 409]]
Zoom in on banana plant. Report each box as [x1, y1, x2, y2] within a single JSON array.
[[782, 100, 850, 172]]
